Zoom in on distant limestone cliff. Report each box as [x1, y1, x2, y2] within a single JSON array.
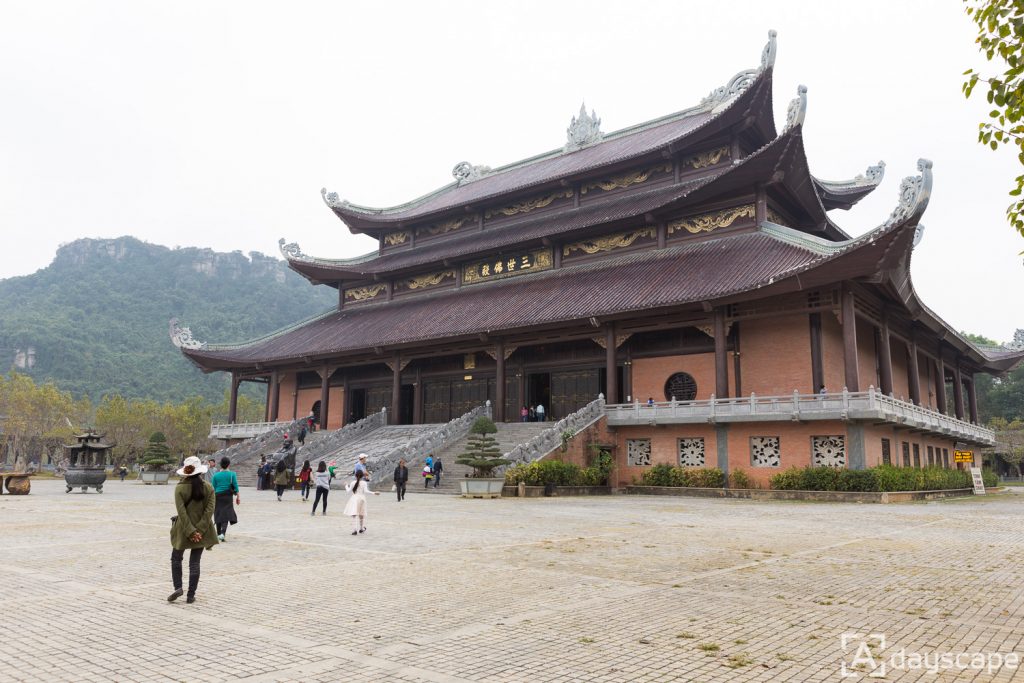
[[0, 237, 336, 402]]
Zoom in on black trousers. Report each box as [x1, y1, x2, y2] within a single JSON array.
[[171, 547, 204, 596], [276, 484, 286, 497], [395, 482, 406, 501], [312, 487, 328, 513]]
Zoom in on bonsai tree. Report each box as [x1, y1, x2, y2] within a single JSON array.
[[142, 432, 172, 471], [456, 416, 511, 478]]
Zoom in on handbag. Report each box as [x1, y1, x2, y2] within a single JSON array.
[[170, 515, 178, 525]]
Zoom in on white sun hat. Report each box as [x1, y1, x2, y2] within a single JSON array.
[[176, 455, 208, 477]]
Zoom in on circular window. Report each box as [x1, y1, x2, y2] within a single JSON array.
[[664, 372, 697, 401]]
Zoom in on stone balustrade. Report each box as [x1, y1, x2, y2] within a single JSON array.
[[372, 403, 492, 481], [505, 395, 607, 464]]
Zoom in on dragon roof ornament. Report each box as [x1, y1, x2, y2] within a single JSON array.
[[278, 238, 310, 262], [320, 187, 349, 210], [884, 159, 933, 228], [169, 318, 205, 350], [565, 103, 604, 152], [701, 29, 777, 112], [452, 161, 493, 184], [784, 85, 807, 130]]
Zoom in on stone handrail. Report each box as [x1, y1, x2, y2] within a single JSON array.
[[301, 409, 389, 466], [209, 421, 292, 439], [210, 417, 306, 464], [505, 395, 607, 465], [605, 387, 995, 445], [374, 403, 492, 483]]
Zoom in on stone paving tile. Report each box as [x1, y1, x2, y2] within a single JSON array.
[[1, 480, 1024, 682]]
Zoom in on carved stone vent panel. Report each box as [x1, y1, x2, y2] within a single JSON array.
[[812, 436, 846, 468], [678, 438, 705, 467], [626, 439, 652, 467], [664, 372, 697, 402], [750, 436, 781, 468]]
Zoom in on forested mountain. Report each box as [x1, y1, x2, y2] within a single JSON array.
[[0, 237, 336, 402]]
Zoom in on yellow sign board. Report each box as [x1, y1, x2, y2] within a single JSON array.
[[954, 450, 974, 463]]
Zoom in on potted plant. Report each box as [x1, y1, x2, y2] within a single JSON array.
[[456, 416, 511, 498], [140, 432, 173, 484]]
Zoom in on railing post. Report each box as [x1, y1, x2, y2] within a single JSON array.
[[381, 406, 388, 426], [750, 392, 756, 415], [485, 399, 492, 419], [710, 394, 716, 420], [842, 387, 850, 412], [792, 390, 799, 417], [868, 385, 876, 410]]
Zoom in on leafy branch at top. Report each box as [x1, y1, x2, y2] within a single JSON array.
[[962, 0, 1024, 241]]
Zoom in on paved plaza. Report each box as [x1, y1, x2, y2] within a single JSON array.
[[1, 480, 1023, 682]]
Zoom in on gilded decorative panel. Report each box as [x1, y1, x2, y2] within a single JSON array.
[[683, 146, 731, 170], [383, 230, 410, 246], [749, 436, 781, 467], [563, 228, 656, 257], [811, 435, 846, 468], [417, 216, 473, 238], [462, 248, 553, 284], [484, 190, 572, 220], [395, 269, 456, 293], [626, 439, 652, 467], [668, 204, 755, 235], [580, 163, 671, 195], [766, 207, 785, 225], [678, 438, 705, 467], [343, 283, 387, 303]]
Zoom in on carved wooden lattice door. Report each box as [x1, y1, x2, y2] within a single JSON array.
[[365, 386, 392, 417], [504, 376, 520, 422], [550, 369, 599, 420], [423, 381, 452, 424], [450, 379, 490, 419]]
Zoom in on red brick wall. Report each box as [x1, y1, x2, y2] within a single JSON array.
[[550, 417, 617, 469], [326, 388, 344, 430], [740, 314, 812, 395], [821, 313, 846, 393], [272, 374, 296, 421], [631, 352, 720, 402], [612, 423, 718, 486], [857, 321, 879, 392]]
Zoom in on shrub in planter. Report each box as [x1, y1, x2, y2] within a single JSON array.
[[142, 432, 172, 471], [769, 467, 804, 491], [982, 468, 999, 488], [836, 469, 878, 492], [773, 465, 976, 492], [456, 417, 510, 477], [639, 465, 725, 488]]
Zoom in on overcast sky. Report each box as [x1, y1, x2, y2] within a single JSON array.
[[2, 1, 1022, 342]]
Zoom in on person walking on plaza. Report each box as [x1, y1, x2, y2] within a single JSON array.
[[274, 460, 290, 501], [298, 460, 312, 501], [393, 458, 408, 502], [328, 460, 338, 487], [422, 463, 433, 488], [298, 424, 307, 445], [432, 457, 443, 488], [256, 456, 266, 491], [344, 470, 379, 535], [119, 465, 127, 481], [205, 458, 217, 484], [355, 453, 370, 480], [311, 461, 330, 515], [211, 457, 239, 542], [168, 456, 217, 604], [536, 404, 546, 422]]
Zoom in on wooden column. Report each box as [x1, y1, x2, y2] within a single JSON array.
[[841, 288, 859, 392], [967, 376, 979, 424], [495, 340, 506, 422], [731, 322, 742, 396], [228, 373, 240, 424], [391, 353, 402, 424], [319, 365, 331, 430], [907, 337, 921, 405], [341, 374, 349, 427], [809, 313, 823, 392], [264, 379, 271, 422], [268, 370, 279, 422], [714, 308, 728, 398], [952, 362, 965, 420], [413, 368, 422, 425], [878, 317, 893, 396], [624, 351, 633, 402], [605, 325, 618, 404], [935, 350, 948, 415]]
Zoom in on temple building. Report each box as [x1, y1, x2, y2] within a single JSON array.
[[174, 31, 1024, 486]]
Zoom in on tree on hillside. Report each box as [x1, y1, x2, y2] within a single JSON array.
[[962, 0, 1024, 242]]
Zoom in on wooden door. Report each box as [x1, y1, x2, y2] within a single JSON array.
[[423, 380, 452, 423]]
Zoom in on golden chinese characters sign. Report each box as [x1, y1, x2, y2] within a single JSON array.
[[462, 248, 553, 284]]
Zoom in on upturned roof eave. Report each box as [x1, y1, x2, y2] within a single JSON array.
[[324, 60, 777, 234]]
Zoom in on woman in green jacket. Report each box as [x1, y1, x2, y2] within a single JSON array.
[[274, 459, 290, 501], [168, 456, 218, 604]]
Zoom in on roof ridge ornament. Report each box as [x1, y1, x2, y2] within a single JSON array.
[[784, 85, 808, 130], [701, 29, 777, 113], [452, 161, 493, 184], [321, 187, 347, 209], [278, 238, 309, 262], [854, 161, 886, 186], [884, 159, 933, 228], [169, 318, 205, 350], [565, 103, 604, 152]]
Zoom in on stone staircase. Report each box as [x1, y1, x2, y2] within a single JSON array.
[[233, 429, 331, 488], [406, 422, 552, 494], [312, 425, 443, 488]]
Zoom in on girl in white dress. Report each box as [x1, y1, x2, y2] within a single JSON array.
[[343, 470, 380, 535]]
